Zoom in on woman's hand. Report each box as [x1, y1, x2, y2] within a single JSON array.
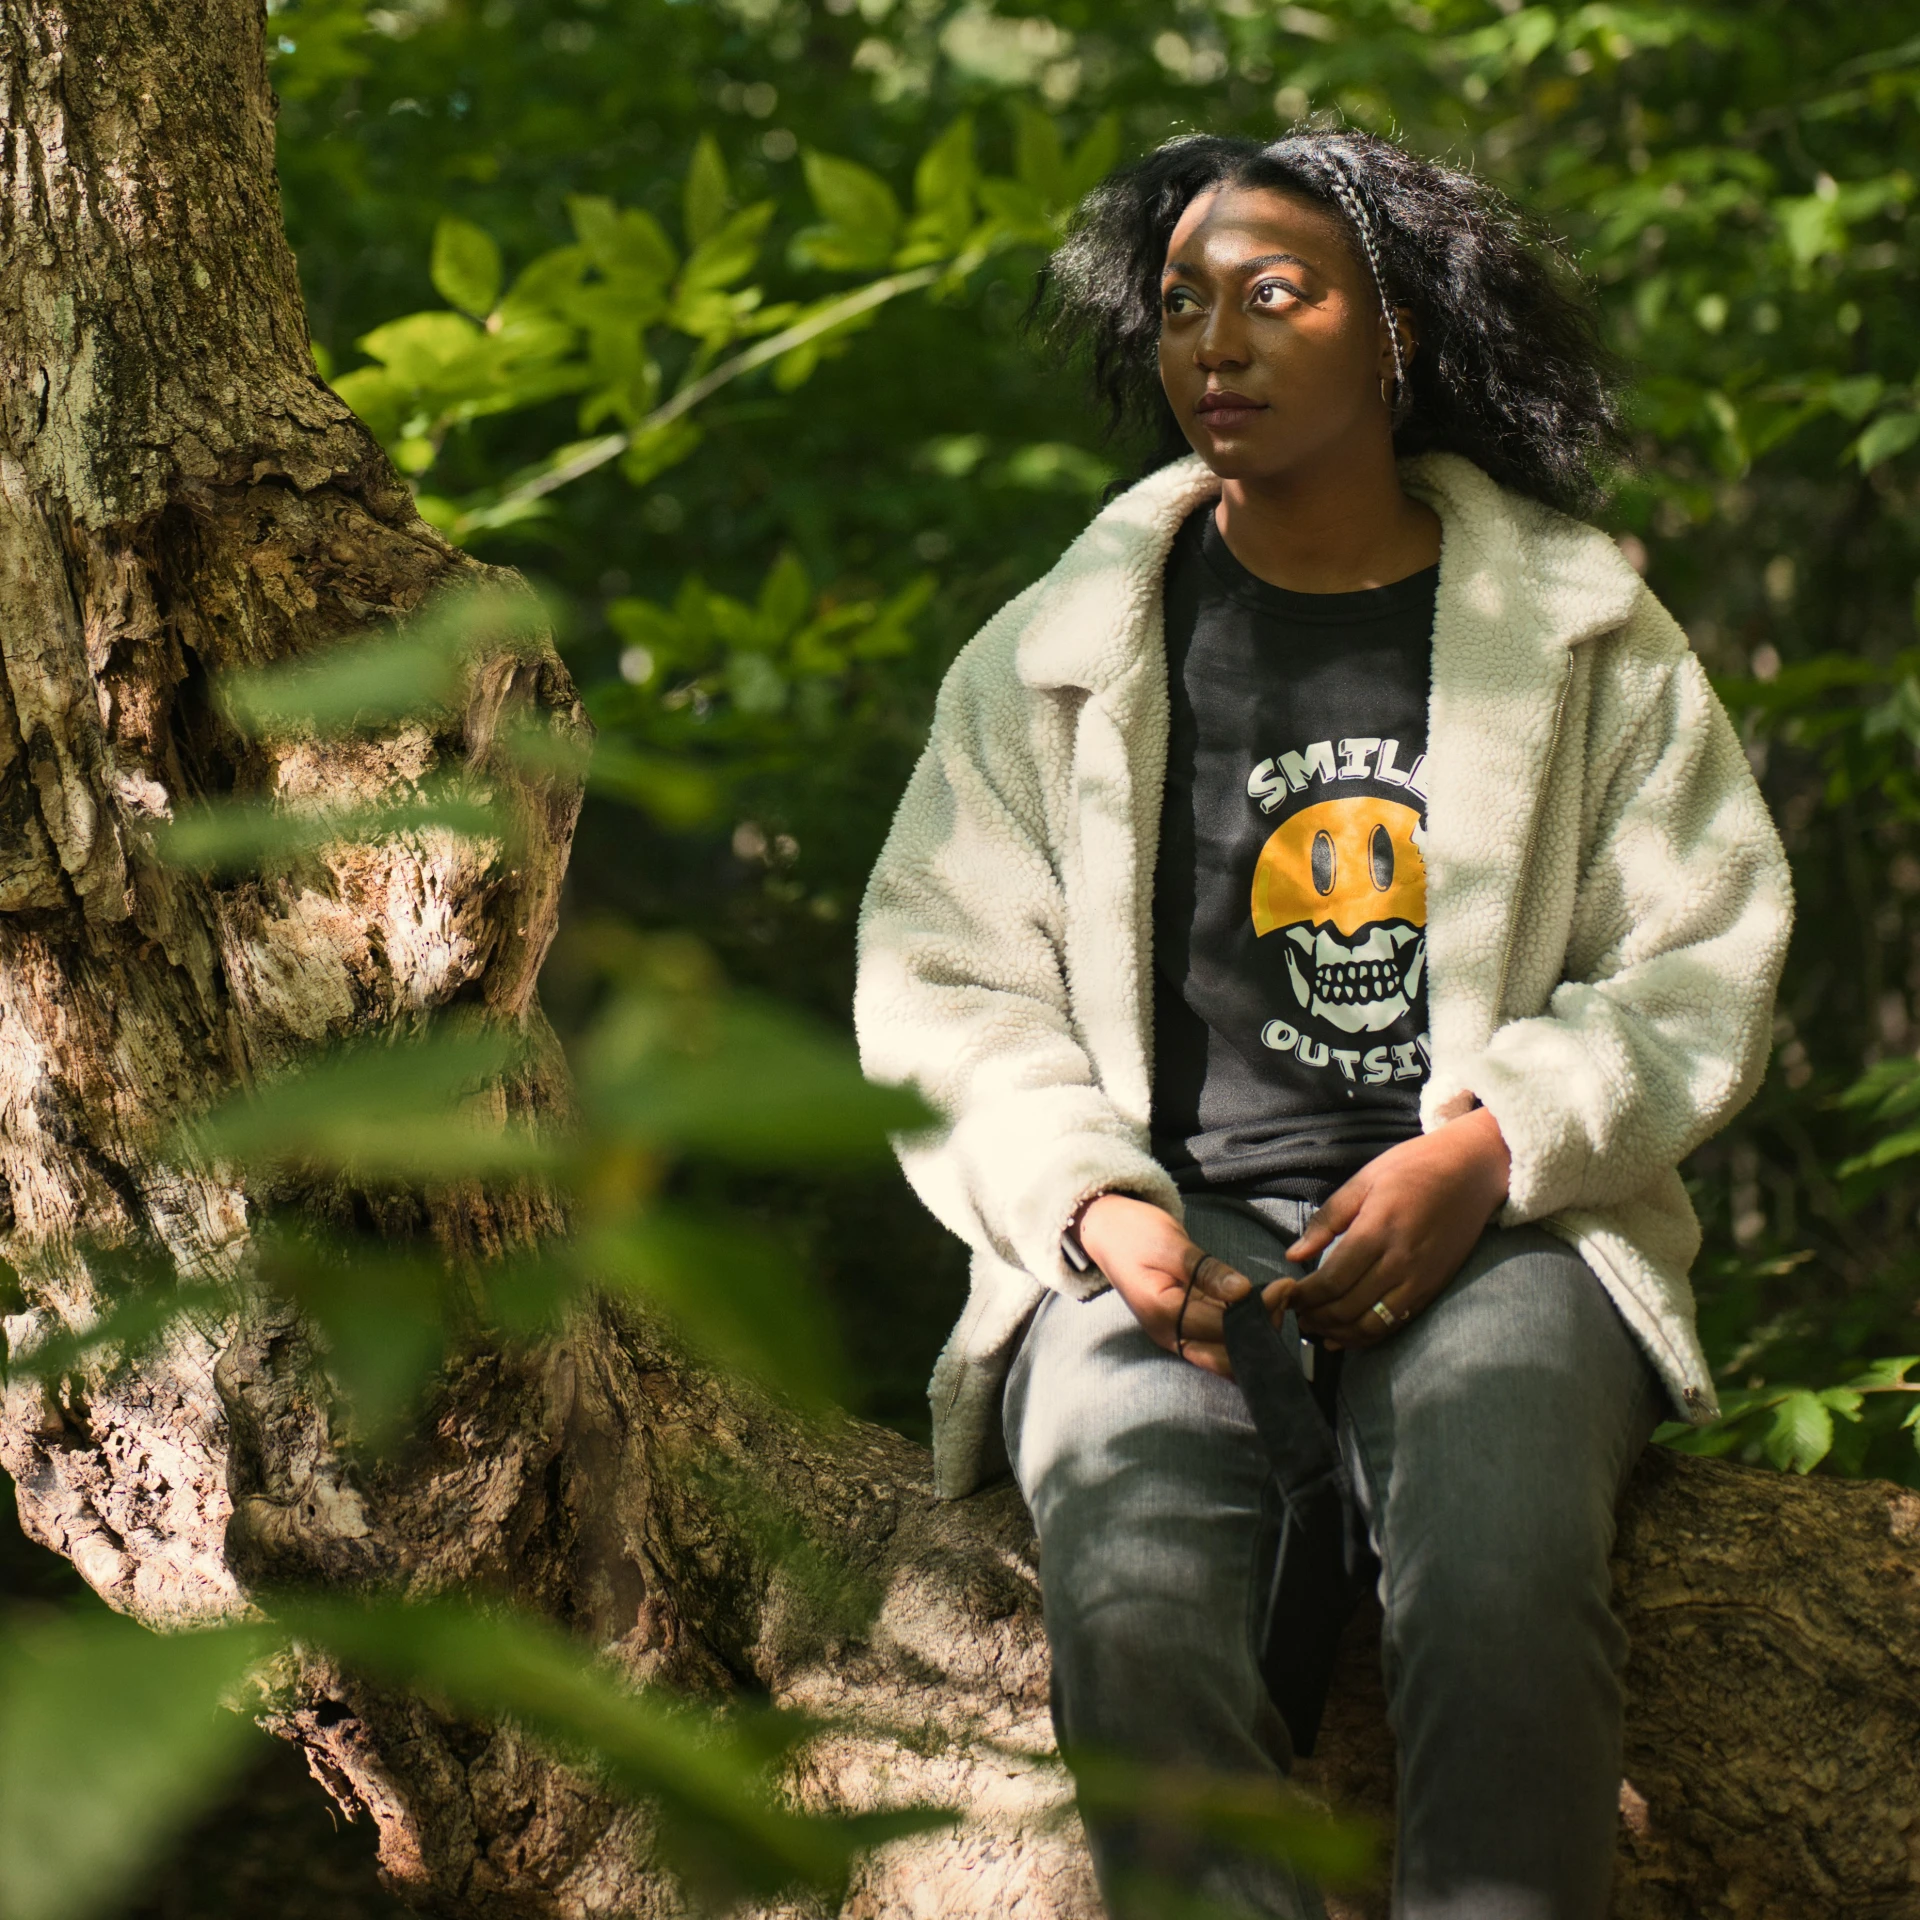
[[1280, 1106, 1511, 1350], [1076, 1193, 1272, 1376]]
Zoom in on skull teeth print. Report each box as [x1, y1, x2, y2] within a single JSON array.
[[1282, 922, 1427, 1033]]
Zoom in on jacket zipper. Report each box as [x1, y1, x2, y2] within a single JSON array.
[[1492, 652, 1576, 1024]]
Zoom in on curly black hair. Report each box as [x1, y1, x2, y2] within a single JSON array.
[[1033, 127, 1625, 514]]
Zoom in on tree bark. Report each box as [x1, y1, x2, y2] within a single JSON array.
[[0, 0, 583, 1628], [1, 8, 1917, 1920]]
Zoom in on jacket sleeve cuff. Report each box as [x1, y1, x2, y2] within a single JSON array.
[[943, 1089, 1180, 1299], [1030, 1152, 1184, 1300], [1428, 1033, 1592, 1226]]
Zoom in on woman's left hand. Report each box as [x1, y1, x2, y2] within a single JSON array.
[[1277, 1106, 1511, 1349]]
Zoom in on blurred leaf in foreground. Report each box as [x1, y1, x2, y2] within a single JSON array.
[[579, 989, 930, 1166], [258, 1233, 452, 1443], [218, 586, 545, 736], [1065, 1748, 1377, 1891], [283, 1596, 956, 1906], [155, 786, 500, 878], [0, 1280, 232, 1389], [578, 1210, 844, 1409], [0, 1589, 953, 1920], [0, 1609, 272, 1920], [182, 1028, 554, 1183]]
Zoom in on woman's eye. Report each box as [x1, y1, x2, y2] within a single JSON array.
[[1163, 287, 1199, 314], [1252, 281, 1295, 308]]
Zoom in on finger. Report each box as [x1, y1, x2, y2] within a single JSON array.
[[1305, 1275, 1409, 1349], [1315, 1294, 1406, 1350], [1309, 1260, 1406, 1330], [1287, 1179, 1366, 1263], [1287, 1227, 1388, 1311], [1168, 1293, 1227, 1349], [1297, 1263, 1393, 1340], [1176, 1338, 1233, 1378], [1300, 1285, 1390, 1342], [1138, 1278, 1226, 1354], [1186, 1249, 1255, 1304], [1258, 1276, 1293, 1326]]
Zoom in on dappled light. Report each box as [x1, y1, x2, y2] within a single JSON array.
[[3, 2, 1920, 1918]]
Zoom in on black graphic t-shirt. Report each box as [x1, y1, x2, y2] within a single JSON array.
[[1151, 505, 1438, 1203]]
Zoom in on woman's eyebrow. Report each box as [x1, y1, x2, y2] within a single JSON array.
[[1162, 250, 1316, 281]]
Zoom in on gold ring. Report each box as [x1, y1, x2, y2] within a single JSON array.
[[1370, 1299, 1399, 1330]]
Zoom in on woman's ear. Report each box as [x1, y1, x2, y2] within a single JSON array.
[[1383, 304, 1417, 374]]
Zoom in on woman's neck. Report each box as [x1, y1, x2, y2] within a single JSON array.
[[1211, 439, 1441, 594]]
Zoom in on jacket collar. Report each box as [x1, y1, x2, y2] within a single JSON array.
[[1013, 451, 1643, 694]]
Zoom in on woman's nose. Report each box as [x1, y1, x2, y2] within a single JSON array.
[[1195, 312, 1248, 371]]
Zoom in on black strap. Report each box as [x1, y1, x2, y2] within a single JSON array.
[[1220, 1291, 1373, 1759]]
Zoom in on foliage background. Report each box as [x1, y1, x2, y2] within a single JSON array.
[[260, 0, 1920, 1478], [7, 0, 1920, 1911]]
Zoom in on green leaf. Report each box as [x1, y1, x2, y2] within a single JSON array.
[[684, 132, 731, 248], [354, 308, 487, 384], [1776, 192, 1844, 267], [687, 1459, 882, 1642], [153, 787, 501, 878], [266, 0, 372, 102], [975, 175, 1060, 246], [1761, 1390, 1834, 1473], [282, 1598, 956, 1905], [430, 215, 503, 319], [219, 588, 542, 735], [678, 200, 775, 299], [500, 242, 592, 322], [328, 363, 408, 442], [567, 195, 678, 286], [259, 1236, 450, 1443], [583, 739, 719, 827], [225, 630, 464, 731], [579, 993, 931, 1166], [1835, 1055, 1920, 1115], [995, 440, 1116, 495], [917, 431, 990, 477], [182, 1029, 554, 1183], [0, 1280, 230, 1389], [620, 416, 704, 488], [899, 116, 976, 261], [1012, 102, 1068, 209], [1836, 1125, 1920, 1179], [757, 549, 812, 637], [582, 1212, 844, 1407], [1067, 1749, 1377, 1886], [729, 650, 787, 716], [849, 572, 935, 660], [0, 1611, 272, 1920], [791, 151, 902, 272], [1852, 410, 1920, 472], [1846, 1355, 1919, 1391], [1064, 111, 1122, 203], [1825, 374, 1886, 422], [773, 338, 822, 390]]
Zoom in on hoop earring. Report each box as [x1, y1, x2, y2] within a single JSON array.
[[1380, 375, 1393, 407]]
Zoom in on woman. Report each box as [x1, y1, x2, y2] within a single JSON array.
[[854, 128, 1791, 1920]]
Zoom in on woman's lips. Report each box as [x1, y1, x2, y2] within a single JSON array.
[[1195, 391, 1266, 431]]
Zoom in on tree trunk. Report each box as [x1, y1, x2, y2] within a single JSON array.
[[1, 8, 1917, 1920]]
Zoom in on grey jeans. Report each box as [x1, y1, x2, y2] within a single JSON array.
[[1003, 1195, 1666, 1920]]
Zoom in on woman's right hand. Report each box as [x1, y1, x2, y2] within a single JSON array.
[[1076, 1193, 1269, 1376]]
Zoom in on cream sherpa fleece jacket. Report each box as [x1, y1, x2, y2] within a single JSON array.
[[855, 451, 1793, 1499]]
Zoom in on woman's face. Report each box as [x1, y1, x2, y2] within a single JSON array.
[[1157, 182, 1403, 482]]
